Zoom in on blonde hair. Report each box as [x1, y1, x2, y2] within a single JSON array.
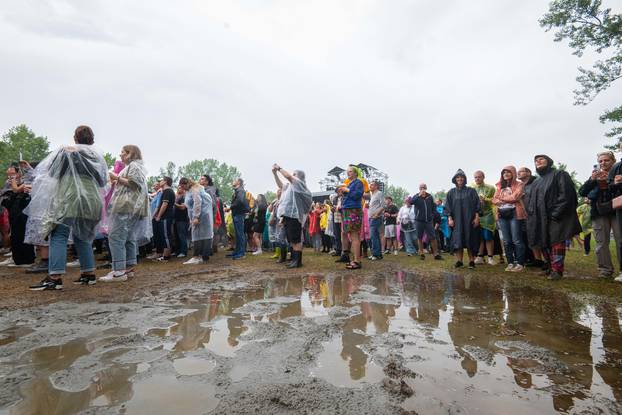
[[597, 151, 616, 162], [122, 145, 142, 161]]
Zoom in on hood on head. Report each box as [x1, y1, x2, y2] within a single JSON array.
[[497, 165, 518, 187], [452, 169, 467, 185], [534, 154, 555, 175]]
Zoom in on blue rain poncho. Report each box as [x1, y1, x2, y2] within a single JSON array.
[[23, 144, 107, 242], [277, 174, 313, 225], [185, 185, 213, 241], [107, 160, 153, 246]]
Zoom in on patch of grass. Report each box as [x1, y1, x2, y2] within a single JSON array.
[[233, 247, 622, 301]]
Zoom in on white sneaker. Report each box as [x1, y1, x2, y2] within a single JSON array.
[[505, 264, 515, 272], [8, 263, 34, 268], [183, 257, 204, 265], [487, 257, 496, 266], [614, 273, 622, 283], [474, 256, 484, 265], [67, 260, 80, 268], [0, 258, 14, 266], [99, 270, 128, 282], [146, 253, 159, 260], [252, 250, 263, 256], [393, 250, 398, 256], [176, 253, 187, 258], [511, 264, 524, 272]]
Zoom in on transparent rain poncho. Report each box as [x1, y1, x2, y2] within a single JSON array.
[[277, 175, 313, 225], [23, 144, 108, 242], [184, 186, 214, 242], [107, 159, 153, 246], [185, 186, 214, 241]]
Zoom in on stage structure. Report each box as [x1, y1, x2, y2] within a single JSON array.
[[318, 163, 388, 192]]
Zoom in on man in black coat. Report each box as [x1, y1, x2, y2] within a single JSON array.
[[526, 155, 581, 280]]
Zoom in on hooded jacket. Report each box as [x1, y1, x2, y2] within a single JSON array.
[[492, 165, 527, 220], [446, 169, 480, 252], [526, 155, 581, 247], [411, 192, 436, 223]]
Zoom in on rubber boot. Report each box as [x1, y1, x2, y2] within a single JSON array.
[[271, 247, 281, 259], [277, 246, 288, 263], [287, 251, 302, 268]]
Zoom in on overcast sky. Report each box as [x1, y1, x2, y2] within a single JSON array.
[[1, 0, 620, 195]]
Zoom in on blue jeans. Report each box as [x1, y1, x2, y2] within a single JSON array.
[[233, 214, 246, 256], [403, 231, 417, 255], [497, 217, 525, 265], [109, 214, 139, 272], [49, 223, 95, 275], [369, 217, 383, 257], [175, 220, 189, 256]]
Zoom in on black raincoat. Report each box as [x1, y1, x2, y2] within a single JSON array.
[[445, 170, 480, 253], [526, 156, 581, 248]]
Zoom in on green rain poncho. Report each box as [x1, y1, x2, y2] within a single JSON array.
[[471, 182, 496, 232]]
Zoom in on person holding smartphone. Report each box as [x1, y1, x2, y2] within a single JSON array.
[[580, 151, 620, 279]]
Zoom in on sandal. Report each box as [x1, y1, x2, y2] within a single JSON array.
[[346, 261, 362, 270]]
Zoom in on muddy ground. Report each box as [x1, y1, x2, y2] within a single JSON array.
[[0, 252, 621, 414]]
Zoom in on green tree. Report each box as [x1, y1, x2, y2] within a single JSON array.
[[385, 184, 410, 207], [540, 0, 622, 147], [0, 125, 50, 173], [103, 152, 117, 169], [556, 162, 582, 192], [177, 159, 241, 202], [146, 159, 242, 201], [433, 189, 448, 202]]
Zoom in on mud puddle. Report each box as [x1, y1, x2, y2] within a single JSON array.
[[1, 271, 621, 414]]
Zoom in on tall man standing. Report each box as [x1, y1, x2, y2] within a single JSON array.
[[411, 183, 442, 261], [367, 180, 385, 260], [153, 176, 176, 261], [229, 178, 249, 259]]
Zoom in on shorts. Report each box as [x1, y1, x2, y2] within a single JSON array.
[[284, 216, 302, 244], [343, 208, 362, 233], [415, 221, 436, 240], [0, 209, 8, 235], [384, 224, 397, 238], [154, 218, 173, 251], [481, 228, 494, 241]]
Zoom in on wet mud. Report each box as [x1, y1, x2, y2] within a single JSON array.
[[1, 269, 621, 414]]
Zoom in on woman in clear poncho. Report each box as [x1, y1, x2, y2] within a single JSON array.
[[27, 126, 108, 291], [179, 177, 214, 265], [272, 164, 313, 268], [99, 145, 152, 282]]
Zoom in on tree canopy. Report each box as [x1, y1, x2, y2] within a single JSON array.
[[384, 184, 410, 207], [0, 125, 50, 174], [147, 159, 241, 202], [540, 0, 622, 147]]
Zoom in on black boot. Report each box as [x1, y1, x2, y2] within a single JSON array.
[[277, 246, 288, 263], [287, 251, 301, 268], [335, 251, 350, 263]]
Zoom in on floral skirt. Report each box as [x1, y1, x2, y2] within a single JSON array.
[[343, 208, 362, 233]]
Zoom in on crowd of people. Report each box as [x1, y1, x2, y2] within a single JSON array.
[[0, 125, 620, 292]]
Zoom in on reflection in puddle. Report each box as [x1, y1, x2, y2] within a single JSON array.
[[311, 335, 383, 388], [2, 272, 622, 414], [0, 326, 34, 347], [124, 375, 218, 415], [173, 357, 215, 376]]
